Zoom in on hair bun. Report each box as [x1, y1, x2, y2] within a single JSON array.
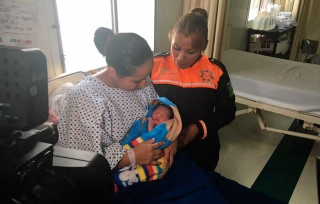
[[94, 27, 115, 56], [190, 8, 208, 21]]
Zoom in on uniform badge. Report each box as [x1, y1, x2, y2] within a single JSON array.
[[199, 69, 214, 83], [227, 82, 235, 97]]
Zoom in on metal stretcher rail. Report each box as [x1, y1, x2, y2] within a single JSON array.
[[236, 96, 320, 140]]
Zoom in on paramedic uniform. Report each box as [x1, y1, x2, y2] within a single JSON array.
[[151, 52, 236, 171]]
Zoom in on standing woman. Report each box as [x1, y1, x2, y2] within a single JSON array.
[[151, 9, 236, 171]]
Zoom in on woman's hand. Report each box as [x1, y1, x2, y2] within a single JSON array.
[[163, 139, 177, 168], [134, 138, 164, 165], [178, 124, 199, 149]]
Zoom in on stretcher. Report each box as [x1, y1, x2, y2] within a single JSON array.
[[221, 49, 320, 140]]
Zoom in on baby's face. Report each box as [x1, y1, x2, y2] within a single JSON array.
[[152, 106, 171, 126]]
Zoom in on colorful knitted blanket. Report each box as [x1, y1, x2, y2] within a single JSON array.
[[114, 97, 182, 190]]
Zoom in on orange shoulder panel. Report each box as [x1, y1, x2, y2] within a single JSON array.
[[152, 54, 223, 90]]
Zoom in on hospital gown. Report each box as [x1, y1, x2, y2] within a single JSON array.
[[57, 76, 158, 169]]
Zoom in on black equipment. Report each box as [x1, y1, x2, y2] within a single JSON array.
[[0, 47, 114, 203]]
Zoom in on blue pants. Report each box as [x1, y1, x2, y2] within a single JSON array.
[[209, 171, 285, 204], [115, 153, 285, 204]]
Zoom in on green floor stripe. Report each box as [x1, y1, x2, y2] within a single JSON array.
[[251, 120, 316, 203]]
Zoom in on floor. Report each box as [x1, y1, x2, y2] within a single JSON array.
[[216, 105, 319, 204]]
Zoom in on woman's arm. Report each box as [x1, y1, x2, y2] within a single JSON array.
[[177, 124, 199, 149], [115, 152, 130, 169], [194, 60, 236, 139], [163, 139, 178, 168], [58, 83, 129, 169], [177, 60, 236, 148], [115, 138, 165, 169]]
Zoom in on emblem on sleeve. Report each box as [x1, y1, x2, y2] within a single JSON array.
[[227, 82, 235, 97]]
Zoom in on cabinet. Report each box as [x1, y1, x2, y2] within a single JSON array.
[[246, 26, 296, 59]]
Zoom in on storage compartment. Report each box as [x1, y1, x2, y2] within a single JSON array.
[[246, 26, 296, 59]]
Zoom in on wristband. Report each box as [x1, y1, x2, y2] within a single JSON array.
[[127, 149, 136, 168]]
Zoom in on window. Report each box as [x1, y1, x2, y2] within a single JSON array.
[[55, 0, 155, 73], [248, 0, 269, 21], [117, 0, 155, 51]]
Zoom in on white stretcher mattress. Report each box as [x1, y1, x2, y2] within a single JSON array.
[[221, 49, 320, 115]]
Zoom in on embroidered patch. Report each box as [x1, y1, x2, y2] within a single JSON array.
[[199, 69, 214, 83], [227, 82, 234, 97]]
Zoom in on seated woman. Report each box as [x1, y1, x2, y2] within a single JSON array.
[[57, 27, 285, 204], [58, 28, 162, 172]]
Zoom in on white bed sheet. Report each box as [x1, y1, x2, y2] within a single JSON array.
[[221, 49, 320, 115]]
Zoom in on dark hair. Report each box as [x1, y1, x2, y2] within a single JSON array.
[[94, 27, 153, 78], [154, 104, 174, 119], [94, 27, 115, 56], [190, 8, 208, 21], [169, 12, 208, 50]]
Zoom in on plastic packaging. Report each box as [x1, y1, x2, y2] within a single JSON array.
[[253, 12, 262, 30], [252, 4, 283, 31], [49, 82, 75, 119]]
